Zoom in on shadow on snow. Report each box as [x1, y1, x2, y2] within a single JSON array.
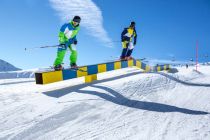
[[156, 72, 210, 87], [43, 71, 209, 115]]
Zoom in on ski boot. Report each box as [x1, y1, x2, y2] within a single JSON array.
[[120, 56, 127, 61], [70, 63, 78, 69], [125, 56, 133, 60], [54, 64, 63, 71]]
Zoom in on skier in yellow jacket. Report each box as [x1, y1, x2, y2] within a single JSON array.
[[121, 21, 137, 60]]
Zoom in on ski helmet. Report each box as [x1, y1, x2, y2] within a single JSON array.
[[130, 21, 135, 28], [73, 16, 81, 24]]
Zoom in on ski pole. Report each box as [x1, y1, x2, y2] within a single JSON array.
[[103, 40, 121, 44], [24, 44, 63, 51]]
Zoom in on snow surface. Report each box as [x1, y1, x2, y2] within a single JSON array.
[[0, 66, 210, 140]]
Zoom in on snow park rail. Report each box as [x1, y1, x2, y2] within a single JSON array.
[[35, 59, 170, 85]]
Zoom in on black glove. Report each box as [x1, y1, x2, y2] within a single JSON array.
[[59, 43, 66, 49], [73, 40, 77, 45], [134, 39, 137, 46], [122, 36, 130, 42], [122, 36, 126, 42]]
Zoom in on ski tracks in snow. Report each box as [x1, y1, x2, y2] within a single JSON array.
[[1, 67, 210, 139]]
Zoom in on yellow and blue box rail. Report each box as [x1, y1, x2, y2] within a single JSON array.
[[153, 64, 170, 72], [35, 59, 170, 84]]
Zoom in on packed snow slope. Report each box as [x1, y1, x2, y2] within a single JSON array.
[[0, 66, 210, 140]]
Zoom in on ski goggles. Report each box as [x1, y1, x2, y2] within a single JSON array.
[[73, 18, 81, 24], [73, 21, 79, 26]]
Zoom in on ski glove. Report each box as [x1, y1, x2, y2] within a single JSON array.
[[73, 40, 77, 45], [122, 36, 130, 42], [133, 37, 137, 46], [59, 43, 69, 49], [59, 44, 66, 48]]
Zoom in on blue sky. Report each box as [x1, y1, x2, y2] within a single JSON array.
[[0, 0, 210, 69]]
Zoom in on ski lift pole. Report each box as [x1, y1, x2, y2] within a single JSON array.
[[196, 40, 198, 71]]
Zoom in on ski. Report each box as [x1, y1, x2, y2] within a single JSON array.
[[46, 66, 87, 72], [66, 67, 87, 72]]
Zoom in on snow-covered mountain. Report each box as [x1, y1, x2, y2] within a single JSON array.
[[0, 59, 36, 79], [0, 66, 210, 140], [0, 59, 21, 72]]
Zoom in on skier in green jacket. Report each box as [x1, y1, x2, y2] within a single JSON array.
[[53, 16, 81, 70]]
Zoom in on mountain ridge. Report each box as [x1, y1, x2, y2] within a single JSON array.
[[0, 59, 21, 72]]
